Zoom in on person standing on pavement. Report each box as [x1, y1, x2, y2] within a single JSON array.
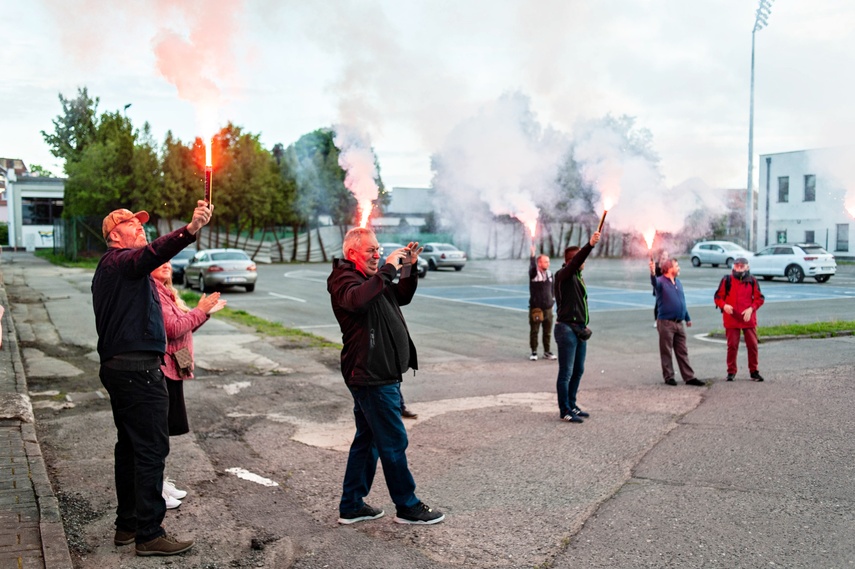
[[553, 231, 600, 423], [528, 246, 556, 361], [151, 262, 226, 509], [92, 203, 211, 556], [713, 257, 766, 382], [651, 250, 670, 326], [327, 227, 444, 525], [649, 258, 704, 387]]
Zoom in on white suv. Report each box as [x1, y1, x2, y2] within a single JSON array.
[[749, 243, 836, 283]]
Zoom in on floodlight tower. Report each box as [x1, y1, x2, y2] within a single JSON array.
[[746, 0, 774, 250]]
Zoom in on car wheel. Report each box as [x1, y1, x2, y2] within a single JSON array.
[[712, 263, 719, 268], [691, 257, 701, 267], [198, 275, 207, 293], [726, 258, 734, 268], [245, 284, 255, 292], [814, 275, 831, 283], [454, 266, 463, 271], [762, 276, 773, 281], [429, 259, 437, 271], [785, 264, 804, 283], [418, 268, 426, 278]]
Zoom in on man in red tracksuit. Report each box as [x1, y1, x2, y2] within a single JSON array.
[[714, 257, 766, 382]]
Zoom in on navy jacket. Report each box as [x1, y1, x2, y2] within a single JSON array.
[[92, 226, 197, 362], [650, 274, 691, 322]]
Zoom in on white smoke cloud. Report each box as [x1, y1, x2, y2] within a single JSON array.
[[333, 125, 380, 227]]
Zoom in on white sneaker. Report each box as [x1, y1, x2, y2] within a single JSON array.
[[529, 352, 538, 361], [162, 492, 182, 509], [163, 478, 188, 500]]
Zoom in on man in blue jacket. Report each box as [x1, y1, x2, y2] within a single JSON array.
[[92, 202, 211, 556], [327, 227, 444, 525], [649, 258, 704, 387]]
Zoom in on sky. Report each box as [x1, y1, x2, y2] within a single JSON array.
[[3, 0, 854, 198]]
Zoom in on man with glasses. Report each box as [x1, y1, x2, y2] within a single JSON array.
[[327, 227, 444, 525]]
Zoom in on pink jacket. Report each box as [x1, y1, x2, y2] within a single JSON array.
[[155, 279, 209, 380]]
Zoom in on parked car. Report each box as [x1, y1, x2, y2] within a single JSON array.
[[420, 242, 467, 271], [169, 247, 196, 285], [749, 243, 836, 283], [379, 242, 428, 278], [184, 248, 258, 292], [689, 241, 753, 268]]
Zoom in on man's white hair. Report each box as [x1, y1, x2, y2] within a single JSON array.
[[342, 227, 376, 258]]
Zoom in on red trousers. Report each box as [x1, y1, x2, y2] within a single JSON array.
[[725, 327, 759, 374]]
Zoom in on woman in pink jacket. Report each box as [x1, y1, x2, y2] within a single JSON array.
[[151, 262, 226, 508]]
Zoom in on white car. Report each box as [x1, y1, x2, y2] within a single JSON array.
[[689, 241, 753, 268], [379, 242, 428, 278], [749, 243, 836, 283]]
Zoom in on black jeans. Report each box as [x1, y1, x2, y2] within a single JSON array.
[[100, 365, 170, 543]]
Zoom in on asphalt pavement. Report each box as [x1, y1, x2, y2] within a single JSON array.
[[1, 251, 854, 569]]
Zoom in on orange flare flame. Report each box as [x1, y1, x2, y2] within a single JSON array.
[[358, 200, 373, 228], [642, 228, 656, 250]]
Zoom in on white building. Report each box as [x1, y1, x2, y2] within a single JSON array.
[[757, 147, 853, 257], [4, 169, 65, 250]]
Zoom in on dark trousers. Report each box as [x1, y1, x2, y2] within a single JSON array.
[[529, 309, 554, 353], [725, 327, 759, 374], [340, 384, 420, 514], [656, 320, 696, 382], [100, 366, 169, 543]]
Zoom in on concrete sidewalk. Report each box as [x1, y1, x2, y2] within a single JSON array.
[[0, 273, 73, 569]]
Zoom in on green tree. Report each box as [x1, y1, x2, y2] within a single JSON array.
[[41, 87, 100, 171], [159, 132, 200, 232], [28, 164, 55, 177]]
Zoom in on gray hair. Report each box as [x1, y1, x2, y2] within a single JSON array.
[[342, 227, 376, 258]]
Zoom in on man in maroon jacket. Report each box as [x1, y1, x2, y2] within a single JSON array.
[[714, 257, 766, 382]]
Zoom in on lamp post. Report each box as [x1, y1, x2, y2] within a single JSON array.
[[746, 0, 774, 251]]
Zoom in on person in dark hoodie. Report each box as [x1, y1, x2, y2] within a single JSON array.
[[92, 202, 211, 557], [553, 231, 600, 423], [327, 227, 444, 526]]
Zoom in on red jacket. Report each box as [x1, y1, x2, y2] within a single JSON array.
[[155, 279, 209, 380], [714, 274, 765, 329]]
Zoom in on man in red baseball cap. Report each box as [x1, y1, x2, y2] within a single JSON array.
[[93, 201, 212, 556]]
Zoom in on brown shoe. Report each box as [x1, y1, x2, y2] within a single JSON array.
[[114, 530, 135, 546], [135, 533, 194, 556], [401, 406, 418, 419]]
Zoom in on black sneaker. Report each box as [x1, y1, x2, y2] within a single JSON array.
[[401, 406, 418, 419], [726, 374, 735, 382], [561, 412, 583, 423], [664, 378, 677, 386], [685, 378, 705, 387], [572, 407, 590, 418], [338, 504, 385, 525], [750, 371, 765, 382], [394, 502, 445, 525]]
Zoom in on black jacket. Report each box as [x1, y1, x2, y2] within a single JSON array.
[[528, 256, 554, 310], [554, 243, 594, 326], [327, 258, 419, 386], [92, 226, 197, 362]]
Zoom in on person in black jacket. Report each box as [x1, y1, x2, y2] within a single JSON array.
[[327, 227, 444, 526], [528, 246, 556, 361], [553, 231, 600, 423], [92, 202, 211, 556]]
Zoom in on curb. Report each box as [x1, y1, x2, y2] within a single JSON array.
[[1, 277, 74, 569]]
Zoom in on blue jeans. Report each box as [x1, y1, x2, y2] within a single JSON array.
[[100, 366, 169, 543], [555, 322, 587, 417], [340, 383, 420, 514]]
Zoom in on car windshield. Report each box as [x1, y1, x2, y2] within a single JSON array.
[[721, 243, 742, 251], [800, 246, 828, 255], [211, 252, 250, 261], [173, 249, 196, 260], [437, 245, 459, 251]]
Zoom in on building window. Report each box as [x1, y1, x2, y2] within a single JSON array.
[[837, 224, 849, 252], [776, 230, 787, 244], [21, 198, 64, 225], [777, 177, 789, 202], [805, 230, 815, 243], [803, 175, 816, 202]]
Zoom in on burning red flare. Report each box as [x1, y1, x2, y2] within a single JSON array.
[[204, 139, 213, 205], [358, 200, 373, 228], [642, 228, 656, 260]]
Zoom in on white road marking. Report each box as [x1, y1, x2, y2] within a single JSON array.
[[224, 467, 279, 487], [695, 333, 727, 344], [283, 270, 328, 283], [267, 292, 307, 303]]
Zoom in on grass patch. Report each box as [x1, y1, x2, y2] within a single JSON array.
[[178, 290, 340, 348], [710, 320, 855, 338], [34, 250, 101, 269]]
